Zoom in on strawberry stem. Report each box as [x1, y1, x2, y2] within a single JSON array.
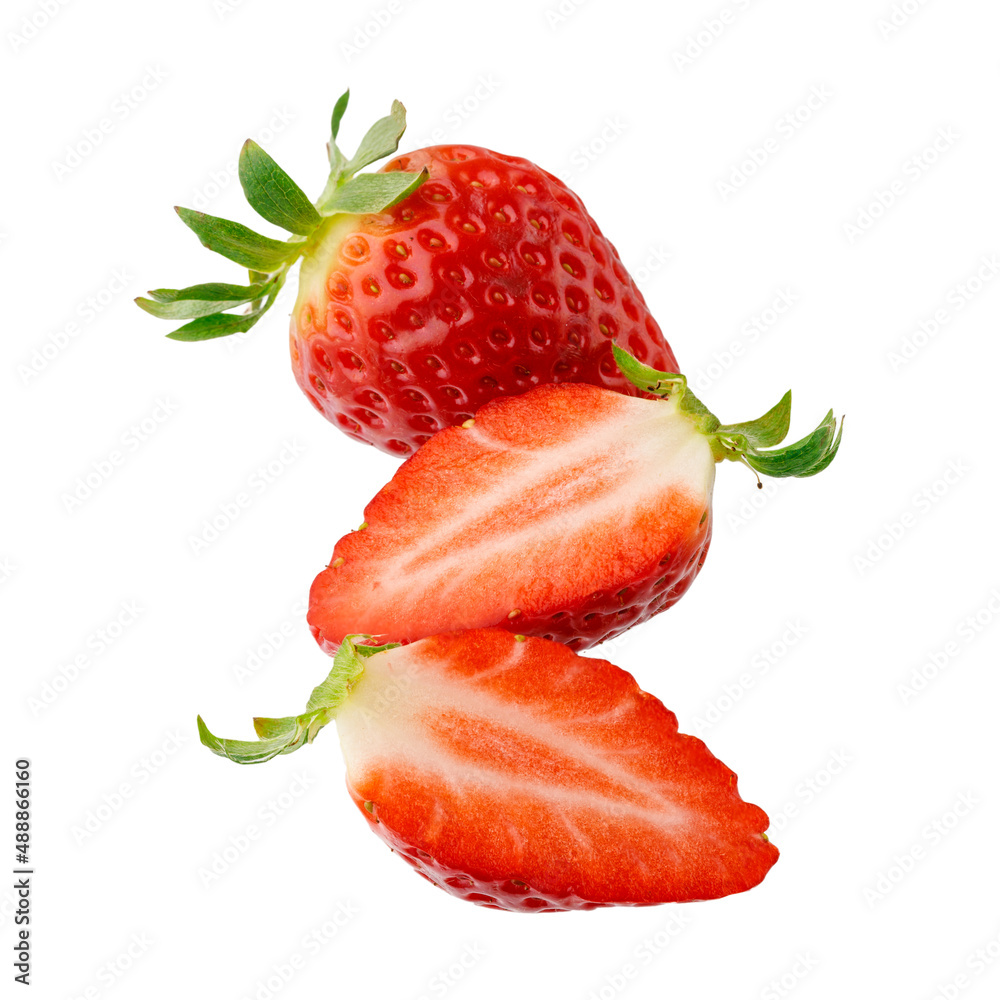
[[612, 345, 843, 479], [198, 636, 398, 765]]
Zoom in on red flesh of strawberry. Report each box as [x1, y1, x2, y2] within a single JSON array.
[[290, 145, 678, 455], [336, 630, 777, 910], [310, 382, 714, 653]]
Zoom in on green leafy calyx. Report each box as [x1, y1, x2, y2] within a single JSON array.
[[612, 345, 843, 480], [198, 636, 398, 765], [136, 91, 427, 341]]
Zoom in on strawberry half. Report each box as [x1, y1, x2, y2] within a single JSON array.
[[198, 629, 778, 910], [309, 347, 842, 653], [137, 92, 677, 455]]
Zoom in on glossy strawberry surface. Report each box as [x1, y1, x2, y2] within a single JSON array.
[[290, 145, 678, 455], [338, 630, 778, 910]]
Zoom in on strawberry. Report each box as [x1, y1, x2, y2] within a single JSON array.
[[198, 629, 778, 910], [137, 93, 678, 455], [308, 347, 842, 653]]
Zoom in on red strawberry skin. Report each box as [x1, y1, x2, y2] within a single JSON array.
[[309, 382, 714, 654], [290, 145, 678, 456], [338, 630, 777, 910]]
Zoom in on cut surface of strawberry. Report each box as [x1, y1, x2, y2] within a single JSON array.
[[137, 93, 678, 454], [199, 630, 779, 910], [309, 348, 842, 652]]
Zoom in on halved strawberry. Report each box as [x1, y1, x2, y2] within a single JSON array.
[[309, 347, 842, 653], [136, 93, 677, 455], [198, 629, 778, 910]]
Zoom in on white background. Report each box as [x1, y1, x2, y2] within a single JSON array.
[[4, 0, 1000, 997]]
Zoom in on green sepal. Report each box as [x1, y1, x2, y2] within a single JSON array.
[[197, 714, 309, 765], [798, 416, 843, 477], [720, 405, 842, 480], [318, 168, 428, 216], [610, 344, 685, 398], [330, 89, 351, 142], [238, 140, 322, 235], [198, 636, 400, 766], [342, 99, 408, 176], [613, 344, 843, 480], [175, 207, 301, 271], [137, 296, 254, 321], [136, 281, 272, 320], [145, 281, 272, 304], [164, 309, 263, 342], [717, 392, 791, 449], [741, 411, 844, 478], [327, 89, 351, 176], [165, 283, 280, 342]]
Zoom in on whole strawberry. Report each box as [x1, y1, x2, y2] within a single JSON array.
[[199, 630, 778, 910], [137, 93, 678, 455], [309, 347, 842, 652]]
